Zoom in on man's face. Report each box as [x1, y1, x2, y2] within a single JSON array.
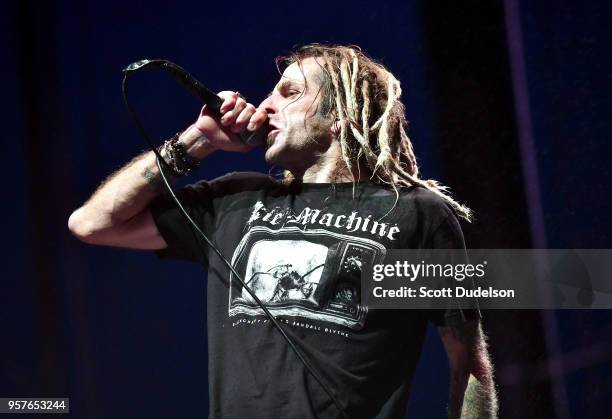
[[259, 57, 333, 173]]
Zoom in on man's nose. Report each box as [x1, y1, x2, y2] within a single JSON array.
[[259, 95, 277, 114]]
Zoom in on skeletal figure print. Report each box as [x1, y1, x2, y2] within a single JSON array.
[[229, 226, 386, 330], [241, 240, 327, 305]]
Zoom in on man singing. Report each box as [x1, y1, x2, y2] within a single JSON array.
[[68, 44, 497, 418]]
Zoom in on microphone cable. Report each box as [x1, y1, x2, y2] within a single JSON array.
[[120, 59, 348, 419]]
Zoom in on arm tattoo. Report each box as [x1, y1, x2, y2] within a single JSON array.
[[141, 166, 175, 193]]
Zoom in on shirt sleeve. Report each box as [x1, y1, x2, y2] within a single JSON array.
[[149, 180, 216, 265], [425, 209, 482, 327]]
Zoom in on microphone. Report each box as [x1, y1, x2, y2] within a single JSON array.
[[122, 59, 269, 147]]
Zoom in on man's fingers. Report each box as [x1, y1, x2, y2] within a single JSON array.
[[233, 104, 257, 133], [221, 97, 247, 127], [247, 108, 269, 131], [193, 90, 258, 153], [218, 91, 238, 114]]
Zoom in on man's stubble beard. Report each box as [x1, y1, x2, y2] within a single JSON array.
[[265, 115, 333, 173]]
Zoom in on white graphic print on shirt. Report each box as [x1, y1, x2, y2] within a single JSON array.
[[229, 218, 388, 330]]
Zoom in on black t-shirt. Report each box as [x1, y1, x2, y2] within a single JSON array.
[[150, 172, 477, 419]]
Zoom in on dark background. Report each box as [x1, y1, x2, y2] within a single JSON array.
[[2, 0, 610, 418]]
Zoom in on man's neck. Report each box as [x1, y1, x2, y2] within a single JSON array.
[[300, 143, 368, 183]]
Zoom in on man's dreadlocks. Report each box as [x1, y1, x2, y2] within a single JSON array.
[[277, 43, 473, 222]]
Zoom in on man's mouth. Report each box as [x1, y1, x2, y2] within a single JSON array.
[[267, 119, 281, 131], [265, 129, 281, 149], [267, 128, 281, 141]]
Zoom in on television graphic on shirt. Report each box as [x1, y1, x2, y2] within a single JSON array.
[[229, 225, 387, 330]]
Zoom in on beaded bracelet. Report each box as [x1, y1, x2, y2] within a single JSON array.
[[158, 132, 200, 177]]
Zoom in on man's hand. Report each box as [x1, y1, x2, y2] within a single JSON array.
[[193, 91, 268, 153], [439, 319, 498, 419]]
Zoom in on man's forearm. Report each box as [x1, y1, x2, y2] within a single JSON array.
[[68, 126, 215, 237], [450, 371, 497, 419], [441, 321, 498, 419]]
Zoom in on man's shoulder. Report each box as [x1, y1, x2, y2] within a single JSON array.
[[396, 185, 457, 220], [399, 185, 453, 209]]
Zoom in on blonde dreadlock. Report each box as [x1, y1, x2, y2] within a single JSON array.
[[277, 44, 473, 222]]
